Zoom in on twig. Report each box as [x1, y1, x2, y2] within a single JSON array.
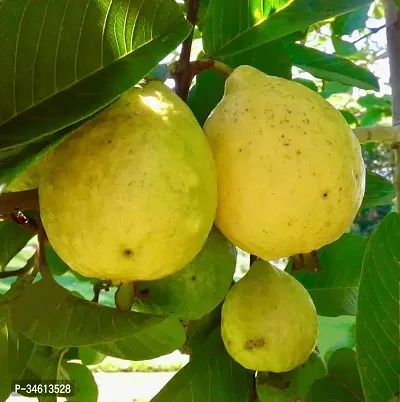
[[352, 24, 386, 44], [174, 0, 201, 100], [249, 373, 259, 402], [37, 222, 52, 280], [0, 255, 36, 279], [250, 254, 258, 266], [0, 189, 39, 215], [354, 126, 400, 143], [384, 1, 400, 212], [92, 282, 111, 303]]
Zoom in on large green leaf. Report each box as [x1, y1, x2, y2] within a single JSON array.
[[0, 290, 37, 401], [151, 328, 253, 402], [285, 43, 379, 90], [92, 316, 186, 361], [0, 0, 191, 151], [203, 0, 373, 58], [356, 213, 400, 402], [310, 348, 364, 401], [63, 362, 98, 402], [361, 170, 396, 210], [292, 233, 367, 316], [331, 5, 370, 35], [10, 278, 172, 347], [188, 39, 291, 126], [0, 221, 34, 272], [317, 316, 355, 359]]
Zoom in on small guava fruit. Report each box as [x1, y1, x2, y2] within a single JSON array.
[[204, 65, 365, 260], [115, 283, 135, 312], [40, 81, 217, 283], [133, 227, 236, 320], [221, 260, 318, 373]]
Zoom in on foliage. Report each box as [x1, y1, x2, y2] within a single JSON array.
[[0, 1, 399, 401]]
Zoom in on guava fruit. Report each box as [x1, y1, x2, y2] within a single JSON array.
[[6, 155, 45, 192], [40, 81, 217, 283], [133, 227, 236, 320], [221, 260, 318, 373], [204, 65, 365, 260]]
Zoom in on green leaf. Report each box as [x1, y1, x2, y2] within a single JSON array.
[[331, 5, 370, 35], [318, 316, 356, 358], [91, 316, 186, 361], [358, 94, 391, 109], [0, 293, 37, 401], [0, 0, 191, 151], [311, 348, 364, 401], [361, 171, 396, 210], [292, 78, 318, 92], [151, 328, 253, 402], [292, 233, 367, 316], [63, 362, 98, 402], [10, 278, 172, 348], [46, 244, 70, 276], [188, 39, 291, 126], [203, 0, 373, 58], [321, 81, 352, 98], [356, 213, 400, 402], [339, 110, 359, 126], [184, 304, 223, 356], [0, 221, 34, 272], [324, 323, 355, 363], [286, 43, 379, 90], [360, 108, 386, 126], [78, 347, 106, 366], [332, 36, 359, 56]]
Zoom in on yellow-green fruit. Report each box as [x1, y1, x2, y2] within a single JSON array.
[[6, 155, 45, 192], [204, 65, 365, 260], [221, 260, 318, 372], [40, 81, 217, 283]]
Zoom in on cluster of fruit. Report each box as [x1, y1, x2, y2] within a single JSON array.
[[9, 65, 365, 372]]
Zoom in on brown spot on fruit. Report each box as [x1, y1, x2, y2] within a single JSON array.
[[245, 339, 265, 350], [124, 249, 133, 256]]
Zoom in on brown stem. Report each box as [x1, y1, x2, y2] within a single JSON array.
[[174, 0, 201, 101], [250, 254, 259, 266], [249, 373, 259, 402], [0, 189, 39, 214], [384, 1, 400, 212], [38, 222, 51, 280], [0, 255, 35, 279]]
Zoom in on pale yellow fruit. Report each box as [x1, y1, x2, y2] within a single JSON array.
[[221, 260, 318, 372], [204, 65, 365, 260], [6, 155, 45, 192], [40, 81, 217, 283]]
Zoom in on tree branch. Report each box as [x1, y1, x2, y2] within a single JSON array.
[[354, 126, 400, 143], [384, 1, 400, 212], [353, 24, 386, 44], [0, 189, 39, 215], [174, 0, 201, 101], [0, 254, 36, 279]]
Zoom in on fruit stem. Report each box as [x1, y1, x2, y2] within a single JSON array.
[[174, 0, 201, 101], [383, 0, 400, 212], [38, 223, 52, 281]]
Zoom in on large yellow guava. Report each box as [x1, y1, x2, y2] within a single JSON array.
[[40, 81, 217, 283], [204, 65, 365, 260], [221, 260, 318, 372]]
